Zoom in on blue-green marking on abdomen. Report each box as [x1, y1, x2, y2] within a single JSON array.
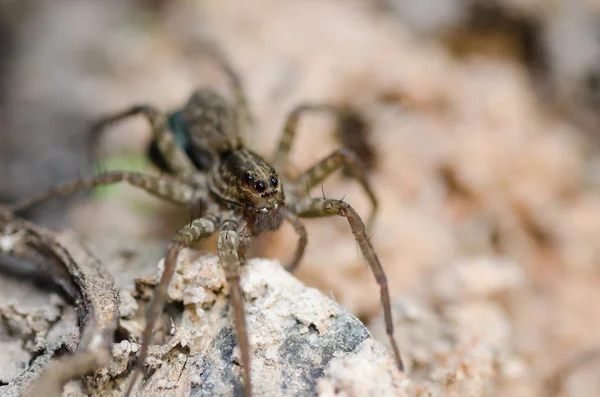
[[167, 110, 191, 150]]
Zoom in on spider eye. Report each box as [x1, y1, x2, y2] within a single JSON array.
[[270, 176, 278, 187], [254, 180, 266, 192], [245, 173, 254, 183], [270, 167, 276, 173]]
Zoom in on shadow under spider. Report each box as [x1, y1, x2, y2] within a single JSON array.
[[11, 40, 404, 396]]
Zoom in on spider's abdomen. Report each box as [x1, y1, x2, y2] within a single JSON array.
[[183, 90, 242, 154]]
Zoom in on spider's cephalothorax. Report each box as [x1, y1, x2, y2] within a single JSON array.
[[212, 148, 286, 234], [159, 88, 288, 234], [12, 45, 403, 397]]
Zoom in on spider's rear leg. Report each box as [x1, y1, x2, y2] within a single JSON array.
[[186, 39, 253, 138], [271, 104, 374, 174], [203, 43, 254, 136], [271, 104, 338, 169], [291, 148, 378, 229], [290, 197, 404, 372], [217, 215, 252, 397], [11, 171, 201, 214], [91, 105, 196, 178], [126, 212, 219, 396]]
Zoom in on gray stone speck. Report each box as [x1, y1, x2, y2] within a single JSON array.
[[279, 313, 370, 396], [192, 327, 244, 397]]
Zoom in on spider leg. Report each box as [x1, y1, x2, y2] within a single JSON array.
[[290, 197, 404, 372], [291, 148, 378, 229], [125, 212, 219, 396], [11, 171, 201, 214], [195, 40, 253, 137], [271, 104, 340, 168], [210, 49, 252, 135], [91, 105, 196, 178], [217, 214, 252, 397], [283, 211, 308, 272]]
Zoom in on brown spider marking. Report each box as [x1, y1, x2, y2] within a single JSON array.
[[11, 42, 403, 396]]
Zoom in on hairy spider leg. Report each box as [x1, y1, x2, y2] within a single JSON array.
[[201, 42, 254, 136], [282, 211, 308, 272], [91, 105, 196, 178], [291, 147, 378, 229], [10, 171, 200, 214], [27, 351, 105, 397], [9, 169, 253, 395], [217, 213, 252, 397], [290, 197, 404, 372], [272, 104, 379, 228], [271, 104, 338, 169], [126, 211, 220, 396]]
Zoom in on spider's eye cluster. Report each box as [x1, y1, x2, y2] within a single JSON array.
[[246, 172, 274, 193], [254, 180, 266, 192]]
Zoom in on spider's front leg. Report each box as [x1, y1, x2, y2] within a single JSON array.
[[217, 214, 252, 397], [283, 211, 308, 272], [272, 104, 378, 228], [126, 211, 220, 396], [11, 171, 201, 214], [290, 197, 404, 372], [291, 148, 378, 229], [91, 105, 196, 178]]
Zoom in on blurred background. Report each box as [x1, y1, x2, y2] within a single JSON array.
[[2, 0, 600, 395]]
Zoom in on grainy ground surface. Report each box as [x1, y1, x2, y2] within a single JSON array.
[[2, 0, 600, 396]]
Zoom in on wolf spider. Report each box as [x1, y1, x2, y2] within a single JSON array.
[[12, 46, 404, 396]]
